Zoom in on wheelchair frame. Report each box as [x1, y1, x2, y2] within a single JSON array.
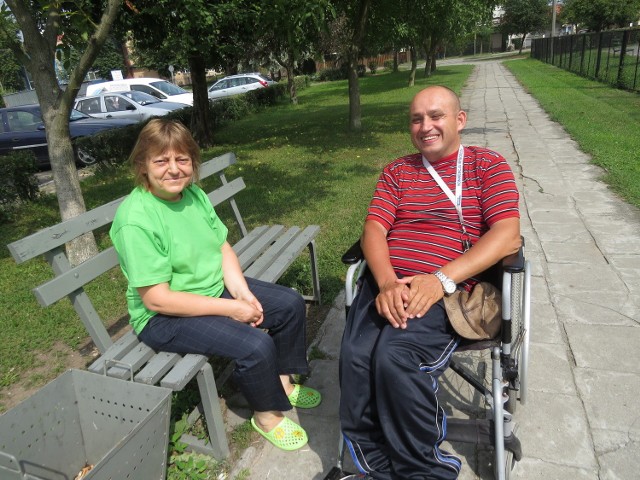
[[330, 239, 531, 480]]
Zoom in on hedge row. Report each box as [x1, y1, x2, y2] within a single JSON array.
[[0, 150, 39, 221]]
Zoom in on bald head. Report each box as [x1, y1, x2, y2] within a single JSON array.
[[411, 86, 461, 113]]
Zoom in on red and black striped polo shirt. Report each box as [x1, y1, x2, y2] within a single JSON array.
[[367, 146, 519, 287]]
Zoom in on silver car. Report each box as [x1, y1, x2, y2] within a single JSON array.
[[74, 91, 189, 122], [208, 73, 276, 100]]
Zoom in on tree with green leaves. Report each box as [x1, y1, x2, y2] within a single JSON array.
[[393, 0, 493, 84], [501, 0, 549, 54], [332, 0, 372, 131], [561, 0, 640, 32], [117, 0, 235, 146], [257, 0, 333, 104], [0, 16, 24, 95], [1, 0, 123, 264]]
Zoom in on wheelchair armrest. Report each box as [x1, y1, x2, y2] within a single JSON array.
[[502, 237, 525, 273], [342, 239, 363, 265]]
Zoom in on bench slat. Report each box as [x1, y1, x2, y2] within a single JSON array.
[[235, 225, 285, 268], [259, 225, 321, 283], [106, 342, 156, 379], [207, 177, 245, 207], [7, 197, 124, 264], [34, 247, 120, 307], [231, 225, 269, 256], [160, 354, 209, 390], [135, 352, 181, 385], [244, 227, 300, 279], [199, 152, 236, 179], [87, 331, 139, 374]]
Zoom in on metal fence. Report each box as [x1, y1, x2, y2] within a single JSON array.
[[531, 27, 640, 92]]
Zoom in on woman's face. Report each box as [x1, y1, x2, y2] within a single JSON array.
[[143, 149, 194, 201]]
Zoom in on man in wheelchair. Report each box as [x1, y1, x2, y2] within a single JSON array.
[[339, 86, 521, 479]]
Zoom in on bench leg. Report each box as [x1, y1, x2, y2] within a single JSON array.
[[308, 239, 322, 304], [181, 362, 230, 459]]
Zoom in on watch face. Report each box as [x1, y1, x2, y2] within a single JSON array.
[[444, 280, 456, 294], [435, 271, 456, 294]]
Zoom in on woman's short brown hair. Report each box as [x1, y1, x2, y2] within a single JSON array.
[[129, 119, 201, 189]]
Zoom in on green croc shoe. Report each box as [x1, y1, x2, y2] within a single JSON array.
[[250, 416, 308, 451], [287, 384, 322, 408]]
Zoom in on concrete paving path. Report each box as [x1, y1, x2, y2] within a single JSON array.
[[227, 59, 640, 480]]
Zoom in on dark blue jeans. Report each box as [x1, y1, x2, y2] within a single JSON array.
[[138, 277, 308, 412], [339, 271, 461, 480]]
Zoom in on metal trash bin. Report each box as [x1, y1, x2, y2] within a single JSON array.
[[0, 369, 172, 480]]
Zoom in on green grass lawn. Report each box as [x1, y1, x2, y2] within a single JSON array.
[[504, 57, 640, 208], [0, 66, 473, 404]]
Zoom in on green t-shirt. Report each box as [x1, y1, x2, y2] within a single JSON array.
[[110, 184, 228, 334]]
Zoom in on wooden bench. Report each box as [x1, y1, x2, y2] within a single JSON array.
[[6, 151, 321, 460]]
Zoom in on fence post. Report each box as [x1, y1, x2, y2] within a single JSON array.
[[595, 31, 603, 79], [617, 29, 630, 88], [568, 35, 574, 71]]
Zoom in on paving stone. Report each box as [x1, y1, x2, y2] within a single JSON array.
[[574, 368, 640, 434], [516, 390, 596, 469], [566, 324, 640, 373]]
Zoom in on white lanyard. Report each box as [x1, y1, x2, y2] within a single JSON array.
[[422, 145, 471, 251]]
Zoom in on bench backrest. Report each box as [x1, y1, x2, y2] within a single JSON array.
[[7, 152, 245, 354]]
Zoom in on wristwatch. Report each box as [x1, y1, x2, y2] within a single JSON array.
[[433, 270, 457, 295]]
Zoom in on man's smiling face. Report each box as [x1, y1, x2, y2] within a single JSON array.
[[410, 86, 467, 163]]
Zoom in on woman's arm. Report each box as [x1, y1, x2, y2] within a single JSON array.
[[137, 242, 264, 325], [138, 283, 263, 324]]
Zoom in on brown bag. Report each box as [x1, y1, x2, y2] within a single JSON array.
[[443, 282, 502, 340]]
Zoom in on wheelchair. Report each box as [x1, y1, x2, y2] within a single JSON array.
[[325, 238, 531, 480]]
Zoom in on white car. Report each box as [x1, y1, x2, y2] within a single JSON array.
[[74, 91, 188, 123], [85, 77, 193, 105], [208, 73, 276, 100]]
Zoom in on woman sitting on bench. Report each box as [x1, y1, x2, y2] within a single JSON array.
[[110, 119, 321, 451]]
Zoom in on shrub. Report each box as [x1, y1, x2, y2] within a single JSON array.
[[315, 67, 347, 82], [383, 60, 394, 71], [314, 65, 366, 82], [74, 122, 145, 168], [368, 61, 378, 74], [0, 150, 39, 221], [293, 75, 310, 92]]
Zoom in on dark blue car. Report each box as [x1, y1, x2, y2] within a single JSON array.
[[0, 104, 137, 168]]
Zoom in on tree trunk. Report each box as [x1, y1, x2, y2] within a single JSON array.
[[408, 45, 418, 87], [393, 49, 399, 72], [285, 48, 298, 105], [347, 51, 362, 131], [423, 38, 433, 77], [519, 33, 527, 54], [43, 100, 98, 265], [346, 0, 371, 132], [188, 54, 213, 147]]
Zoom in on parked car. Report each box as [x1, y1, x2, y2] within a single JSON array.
[[85, 77, 193, 105], [208, 73, 276, 100], [74, 91, 188, 123], [0, 104, 137, 168]]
